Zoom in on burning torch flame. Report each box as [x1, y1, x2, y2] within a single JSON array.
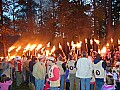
[[118, 39, 120, 44], [90, 39, 93, 45], [106, 43, 109, 47], [100, 47, 107, 56], [111, 38, 113, 43], [47, 42, 50, 47], [36, 44, 42, 51], [76, 42, 82, 48], [59, 43, 62, 50], [45, 50, 49, 56], [94, 39, 100, 45], [67, 42, 70, 46], [16, 46, 21, 52], [85, 39, 87, 43], [8, 46, 15, 52], [50, 46, 56, 54], [24, 44, 31, 50], [30, 44, 36, 51]]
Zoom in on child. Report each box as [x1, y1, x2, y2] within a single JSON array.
[[0, 74, 12, 90], [101, 75, 115, 90]]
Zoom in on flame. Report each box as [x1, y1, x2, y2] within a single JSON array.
[[45, 50, 49, 56], [106, 43, 109, 47], [90, 39, 93, 45], [59, 43, 62, 49], [111, 38, 113, 43], [50, 46, 56, 54], [94, 39, 100, 44], [9, 55, 16, 61], [16, 46, 21, 52], [100, 47, 107, 56], [67, 42, 70, 46], [76, 41, 82, 48], [85, 39, 87, 43], [47, 42, 50, 47], [30, 44, 36, 51], [118, 39, 120, 44], [71, 41, 74, 46], [24, 44, 31, 50], [36, 44, 42, 51], [8, 46, 15, 52]]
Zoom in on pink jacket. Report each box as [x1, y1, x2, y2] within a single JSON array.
[[0, 80, 12, 90]]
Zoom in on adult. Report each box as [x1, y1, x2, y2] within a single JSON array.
[[14, 56, 23, 86], [93, 53, 106, 90], [32, 56, 46, 90], [56, 55, 65, 90], [67, 55, 80, 90], [76, 51, 93, 90], [47, 57, 60, 90]]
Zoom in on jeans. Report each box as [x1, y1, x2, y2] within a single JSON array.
[[96, 79, 104, 90], [60, 74, 65, 90], [35, 79, 45, 90], [50, 87, 59, 90], [80, 78, 91, 90], [90, 84, 94, 90]]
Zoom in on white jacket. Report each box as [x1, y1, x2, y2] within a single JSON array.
[[76, 57, 93, 78]]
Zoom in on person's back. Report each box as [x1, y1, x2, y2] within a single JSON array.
[[76, 56, 93, 78], [76, 51, 93, 90]]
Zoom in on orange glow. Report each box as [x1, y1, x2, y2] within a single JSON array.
[[47, 42, 50, 47], [67, 42, 70, 46], [106, 43, 109, 47], [85, 39, 87, 43], [16, 46, 21, 52], [8, 46, 15, 52], [111, 38, 113, 43], [118, 39, 120, 44], [90, 39, 93, 45], [30, 44, 36, 51], [45, 50, 49, 56], [71, 41, 74, 46], [100, 47, 106, 56], [36, 44, 42, 51], [24, 44, 31, 50], [76, 42, 82, 48], [9, 55, 16, 61], [59, 43, 62, 50], [50, 46, 56, 54], [94, 39, 100, 44]]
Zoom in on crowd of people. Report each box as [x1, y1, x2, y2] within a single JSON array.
[[0, 49, 120, 90]]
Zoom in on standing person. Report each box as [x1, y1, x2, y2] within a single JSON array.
[[67, 55, 79, 90], [76, 51, 93, 90], [47, 57, 60, 90], [14, 56, 23, 86], [32, 56, 46, 90], [56, 55, 65, 90], [93, 54, 106, 90], [88, 56, 95, 90], [29, 56, 36, 85], [22, 56, 31, 85]]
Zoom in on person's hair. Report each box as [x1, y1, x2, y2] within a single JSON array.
[[106, 66, 112, 73], [106, 75, 114, 85], [82, 51, 87, 57], [0, 74, 8, 83]]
